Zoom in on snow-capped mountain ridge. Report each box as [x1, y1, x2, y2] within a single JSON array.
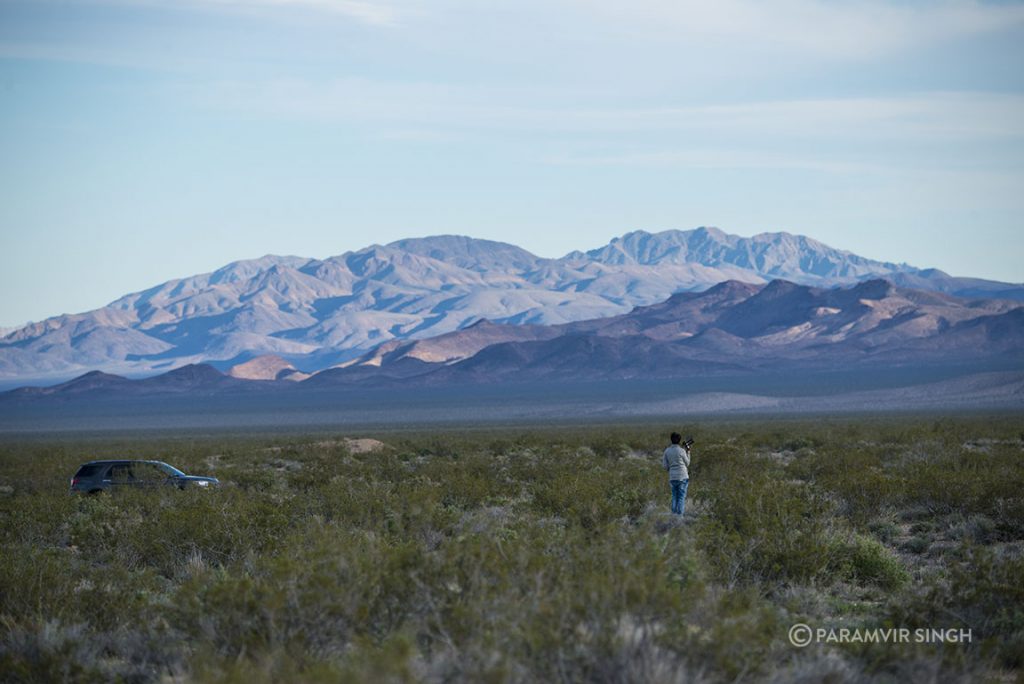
[[1, 227, 1020, 385]]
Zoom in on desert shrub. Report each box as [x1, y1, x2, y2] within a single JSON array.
[[891, 544, 1024, 669], [831, 534, 909, 590], [60, 488, 293, 577], [423, 454, 509, 511], [902, 536, 930, 554], [0, 547, 83, 625], [0, 543, 162, 632], [419, 519, 706, 682], [221, 466, 280, 491], [946, 514, 999, 545], [174, 527, 426, 657], [785, 447, 905, 525], [896, 446, 1024, 531], [135, 492, 292, 574], [662, 587, 786, 680], [697, 473, 838, 587], [0, 615, 185, 684], [524, 452, 658, 528], [867, 519, 900, 543], [748, 428, 824, 453], [992, 496, 1024, 541], [2, 475, 76, 528], [0, 619, 151, 684]]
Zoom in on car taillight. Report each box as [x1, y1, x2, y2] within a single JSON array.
[[71, 477, 79, 488]]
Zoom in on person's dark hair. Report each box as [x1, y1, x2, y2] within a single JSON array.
[[670, 432, 682, 445]]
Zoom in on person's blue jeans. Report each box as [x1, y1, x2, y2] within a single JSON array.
[[670, 479, 689, 515]]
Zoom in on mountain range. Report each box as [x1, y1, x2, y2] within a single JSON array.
[[1, 227, 1022, 388], [4, 277, 1020, 403]]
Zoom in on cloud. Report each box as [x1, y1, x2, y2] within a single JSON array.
[[197, 0, 402, 26], [183, 79, 1024, 176], [33, 0, 1024, 49], [571, 0, 1024, 60], [194, 79, 1024, 143], [7, 0, 1022, 81], [545, 150, 882, 174], [604, 94, 1024, 141], [62, 0, 406, 26]]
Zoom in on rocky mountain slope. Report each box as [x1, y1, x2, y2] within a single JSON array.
[[2, 228, 1021, 386], [226, 355, 310, 382], [313, 279, 1023, 385]]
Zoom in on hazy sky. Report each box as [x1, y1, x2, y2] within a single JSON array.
[[1, 0, 1023, 327]]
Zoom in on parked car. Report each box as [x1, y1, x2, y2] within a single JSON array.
[[70, 460, 219, 494]]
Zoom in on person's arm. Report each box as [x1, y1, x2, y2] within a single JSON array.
[[662, 449, 669, 471], [681, 447, 691, 470]]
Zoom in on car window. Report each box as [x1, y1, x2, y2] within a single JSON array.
[[109, 464, 133, 483], [134, 463, 167, 482], [157, 462, 185, 478], [75, 464, 102, 478]]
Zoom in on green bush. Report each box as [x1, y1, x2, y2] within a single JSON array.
[[696, 464, 838, 587], [834, 534, 909, 590], [892, 544, 1024, 669]]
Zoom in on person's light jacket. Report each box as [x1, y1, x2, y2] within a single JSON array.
[[662, 444, 690, 481]]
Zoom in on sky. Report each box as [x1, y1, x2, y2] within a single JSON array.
[[1, 0, 1023, 328]]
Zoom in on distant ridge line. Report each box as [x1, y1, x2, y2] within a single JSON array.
[[1, 227, 1022, 387], [4, 277, 1021, 397]]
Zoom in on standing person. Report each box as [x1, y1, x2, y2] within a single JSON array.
[[662, 432, 691, 515]]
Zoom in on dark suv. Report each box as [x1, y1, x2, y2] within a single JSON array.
[[70, 460, 219, 494]]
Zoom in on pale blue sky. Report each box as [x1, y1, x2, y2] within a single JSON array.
[[1, 0, 1023, 328]]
